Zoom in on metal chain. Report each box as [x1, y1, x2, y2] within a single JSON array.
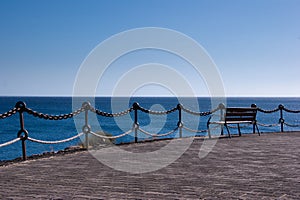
[[257, 107, 280, 113], [0, 107, 19, 119], [24, 107, 85, 120], [283, 122, 300, 127], [0, 137, 21, 148], [3, 100, 300, 151], [89, 128, 133, 139], [89, 106, 133, 117], [27, 132, 84, 144], [282, 107, 300, 113], [257, 122, 279, 127], [181, 106, 212, 116], [226, 124, 251, 129], [137, 105, 178, 115], [182, 125, 208, 133], [210, 107, 222, 114], [138, 126, 179, 137]]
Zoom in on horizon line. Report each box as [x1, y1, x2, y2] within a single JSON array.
[[1, 95, 300, 98]]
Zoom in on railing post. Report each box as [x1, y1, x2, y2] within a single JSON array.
[[133, 102, 139, 143], [279, 104, 284, 132], [251, 104, 257, 134], [219, 103, 226, 136], [177, 104, 183, 138], [82, 102, 91, 149], [15, 101, 28, 161]]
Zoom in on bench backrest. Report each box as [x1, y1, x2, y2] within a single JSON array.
[[225, 107, 257, 122]]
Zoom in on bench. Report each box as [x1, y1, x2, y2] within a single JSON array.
[[207, 107, 260, 138]]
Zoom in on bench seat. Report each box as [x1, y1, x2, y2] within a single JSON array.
[[209, 120, 254, 124], [207, 106, 260, 138]]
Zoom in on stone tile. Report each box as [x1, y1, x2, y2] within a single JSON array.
[[0, 132, 299, 199]]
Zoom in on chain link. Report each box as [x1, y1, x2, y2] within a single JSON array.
[[138, 126, 178, 137], [181, 105, 212, 116], [282, 107, 300, 113], [24, 107, 85, 120], [0, 137, 21, 148], [27, 132, 84, 144], [182, 125, 208, 133], [226, 124, 252, 129], [283, 122, 300, 127], [257, 122, 279, 127], [89, 129, 133, 139], [89, 106, 133, 117], [0, 107, 19, 119], [257, 107, 280, 113], [137, 105, 178, 115]]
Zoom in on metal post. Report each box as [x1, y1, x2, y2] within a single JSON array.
[[251, 104, 257, 134], [207, 116, 212, 139], [133, 102, 139, 143], [219, 103, 226, 136], [16, 101, 28, 161], [279, 104, 284, 132], [82, 102, 91, 149], [85, 108, 89, 149], [177, 104, 182, 138]]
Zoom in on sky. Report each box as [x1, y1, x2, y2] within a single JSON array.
[[0, 0, 299, 97]]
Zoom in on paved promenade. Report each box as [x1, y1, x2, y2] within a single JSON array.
[[0, 132, 299, 199]]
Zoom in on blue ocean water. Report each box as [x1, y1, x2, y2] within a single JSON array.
[[1, 96, 300, 161]]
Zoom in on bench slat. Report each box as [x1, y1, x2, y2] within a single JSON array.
[[226, 112, 256, 117], [210, 121, 253, 124], [226, 108, 257, 112], [225, 117, 255, 122]]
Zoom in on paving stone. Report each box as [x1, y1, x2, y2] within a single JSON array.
[[0, 132, 299, 199]]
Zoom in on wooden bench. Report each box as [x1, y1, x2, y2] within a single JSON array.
[[207, 107, 260, 138]]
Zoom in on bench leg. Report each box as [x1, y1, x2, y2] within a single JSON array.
[[253, 122, 260, 136], [237, 124, 241, 136], [256, 124, 260, 136], [206, 119, 212, 139], [207, 127, 212, 139], [225, 124, 231, 138]]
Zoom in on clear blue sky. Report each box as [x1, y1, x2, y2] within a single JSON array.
[[0, 0, 299, 97]]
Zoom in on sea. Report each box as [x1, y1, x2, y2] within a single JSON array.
[[1, 96, 300, 161]]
